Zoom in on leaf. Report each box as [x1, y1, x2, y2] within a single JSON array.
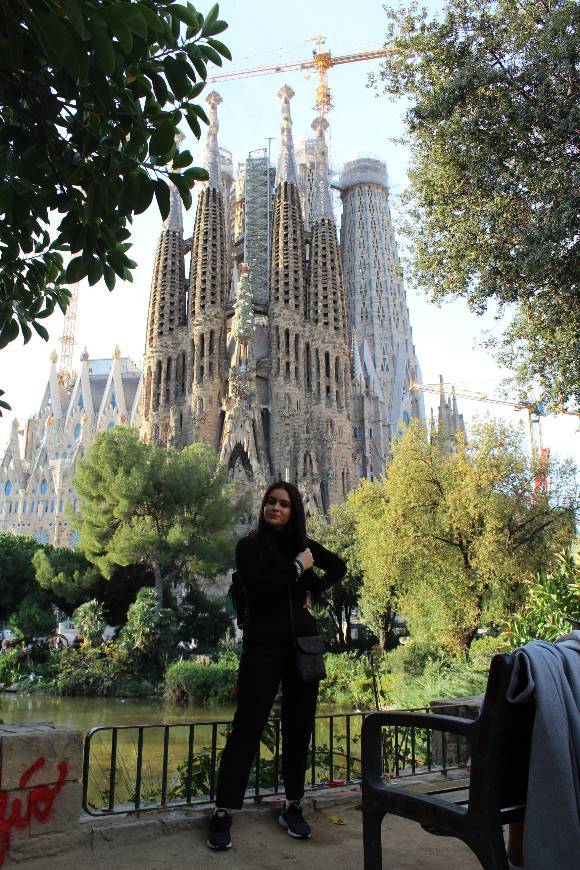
[[88, 257, 104, 286], [135, 3, 164, 33], [0, 319, 19, 350], [330, 816, 346, 825], [183, 167, 209, 183], [32, 321, 50, 341], [207, 38, 231, 61], [118, 5, 147, 38], [149, 120, 176, 159], [171, 149, 193, 169], [154, 180, 171, 221], [163, 56, 192, 100], [130, 173, 155, 215], [170, 5, 199, 27], [102, 8, 133, 54], [147, 71, 168, 106], [200, 44, 222, 67], [36, 13, 82, 79], [185, 112, 201, 139], [90, 23, 116, 76], [201, 4, 219, 38], [66, 257, 88, 283], [103, 265, 116, 291]]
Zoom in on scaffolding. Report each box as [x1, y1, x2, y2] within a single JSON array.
[[243, 150, 273, 306]]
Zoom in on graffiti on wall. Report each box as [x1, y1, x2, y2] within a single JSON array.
[[0, 757, 68, 865]]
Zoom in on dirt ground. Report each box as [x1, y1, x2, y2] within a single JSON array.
[[15, 798, 482, 870]]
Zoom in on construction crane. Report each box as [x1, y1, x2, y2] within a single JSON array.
[[208, 35, 387, 118], [58, 282, 80, 388], [410, 381, 579, 494]]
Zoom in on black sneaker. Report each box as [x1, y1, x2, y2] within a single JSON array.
[[207, 809, 232, 850], [278, 801, 311, 839]]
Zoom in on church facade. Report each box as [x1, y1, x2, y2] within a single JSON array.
[[139, 86, 424, 514]]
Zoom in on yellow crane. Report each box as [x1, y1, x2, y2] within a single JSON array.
[[208, 35, 387, 118]]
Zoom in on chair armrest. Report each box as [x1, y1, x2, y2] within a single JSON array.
[[363, 710, 477, 738], [361, 710, 478, 787]]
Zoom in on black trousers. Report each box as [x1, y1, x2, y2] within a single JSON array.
[[215, 639, 319, 809]]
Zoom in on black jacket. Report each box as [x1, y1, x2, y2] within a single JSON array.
[[235, 531, 347, 644]]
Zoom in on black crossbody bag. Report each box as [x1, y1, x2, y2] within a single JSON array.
[[288, 586, 326, 683]]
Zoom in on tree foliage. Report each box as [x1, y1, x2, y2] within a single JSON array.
[[0, 0, 230, 381], [351, 419, 576, 652], [33, 546, 101, 608], [72, 598, 106, 642], [308, 501, 364, 649], [119, 587, 177, 673], [70, 427, 248, 605], [177, 581, 231, 650], [503, 550, 580, 646], [374, 0, 579, 410], [0, 533, 41, 619]]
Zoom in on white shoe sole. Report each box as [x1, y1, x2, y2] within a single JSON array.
[[278, 815, 311, 838], [206, 838, 232, 850]]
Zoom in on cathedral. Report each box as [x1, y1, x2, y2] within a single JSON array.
[[0, 84, 433, 545], [139, 86, 424, 513]]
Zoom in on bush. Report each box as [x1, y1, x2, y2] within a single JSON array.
[[119, 588, 178, 675], [9, 593, 55, 638], [0, 646, 32, 688], [318, 652, 373, 708], [503, 551, 579, 647], [164, 653, 239, 706], [72, 599, 106, 642], [50, 643, 150, 697]]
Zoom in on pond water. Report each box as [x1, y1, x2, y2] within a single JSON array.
[[0, 693, 364, 811]]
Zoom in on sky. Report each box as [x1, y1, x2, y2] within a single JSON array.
[[0, 0, 578, 464]]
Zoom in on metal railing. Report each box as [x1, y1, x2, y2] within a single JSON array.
[[82, 705, 471, 817]]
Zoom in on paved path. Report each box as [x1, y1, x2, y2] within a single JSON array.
[[15, 798, 482, 869]]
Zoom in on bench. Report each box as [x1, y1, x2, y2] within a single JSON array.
[[361, 653, 534, 869]]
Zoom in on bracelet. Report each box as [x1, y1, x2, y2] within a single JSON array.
[[293, 559, 304, 578]]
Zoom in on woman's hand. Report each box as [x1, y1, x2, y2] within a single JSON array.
[[303, 592, 313, 610], [296, 548, 314, 571]]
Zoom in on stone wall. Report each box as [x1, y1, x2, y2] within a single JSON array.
[[0, 723, 83, 866]]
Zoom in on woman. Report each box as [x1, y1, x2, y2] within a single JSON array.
[[207, 480, 347, 851]]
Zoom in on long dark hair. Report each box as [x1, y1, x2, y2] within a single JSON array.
[[255, 480, 307, 552]]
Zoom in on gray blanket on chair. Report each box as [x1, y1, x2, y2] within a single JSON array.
[[506, 631, 580, 869]]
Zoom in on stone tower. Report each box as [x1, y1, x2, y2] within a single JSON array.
[[188, 90, 229, 449], [302, 114, 352, 509], [339, 158, 424, 481], [267, 86, 309, 486], [141, 135, 187, 447]]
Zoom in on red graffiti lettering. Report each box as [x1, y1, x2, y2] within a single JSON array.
[[0, 758, 69, 866]]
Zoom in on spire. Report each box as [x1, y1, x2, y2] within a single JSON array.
[[311, 115, 334, 222], [165, 131, 185, 232], [276, 85, 298, 186], [205, 90, 223, 189], [230, 264, 255, 344]]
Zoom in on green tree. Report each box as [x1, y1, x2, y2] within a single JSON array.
[[352, 419, 576, 652], [71, 427, 248, 606], [33, 546, 101, 609], [0, 533, 41, 620], [0, 0, 230, 405], [9, 592, 55, 639], [374, 0, 579, 410], [119, 587, 177, 673], [504, 550, 580, 646], [72, 599, 106, 642], [308, 501, 364, 649], [347, 481, 399, 650], [177, 580, 231, 651]]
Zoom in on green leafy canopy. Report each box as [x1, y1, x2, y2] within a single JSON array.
[[374, 0, 579, 411], [0, 1, 231, 405]]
